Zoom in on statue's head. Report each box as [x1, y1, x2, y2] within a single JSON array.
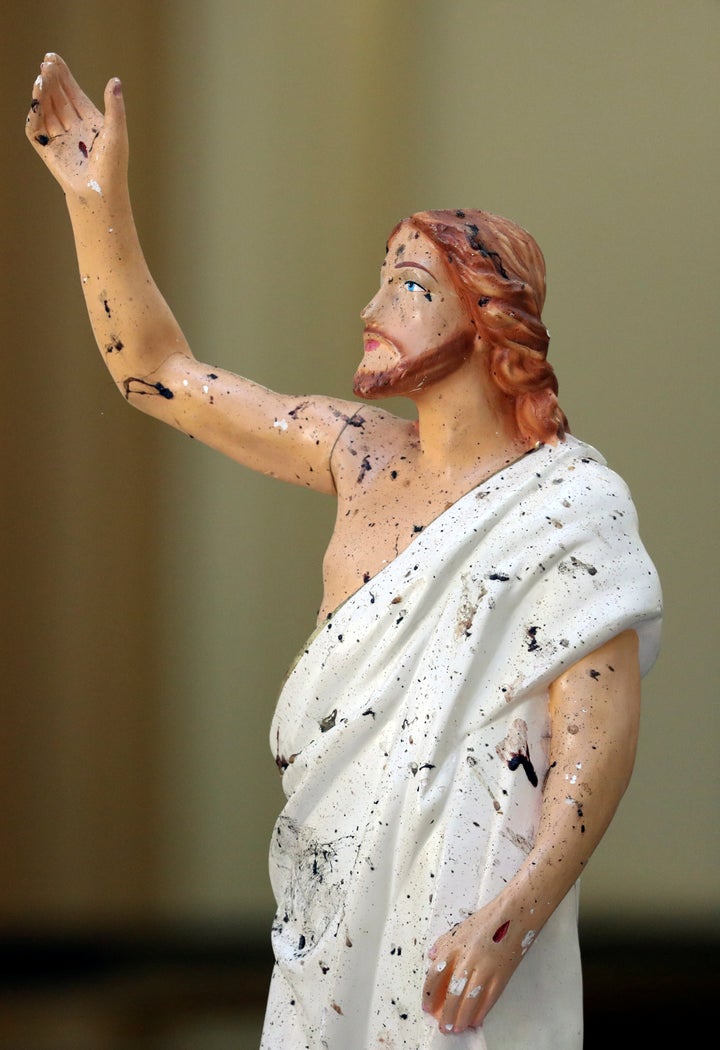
[[354, 208, 568, 444]]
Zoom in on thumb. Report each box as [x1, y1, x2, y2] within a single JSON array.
[[101, 77, 129, 170], [103, 78, 127, 139]]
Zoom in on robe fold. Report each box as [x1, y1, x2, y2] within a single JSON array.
[[261, 436, 662, 1050]]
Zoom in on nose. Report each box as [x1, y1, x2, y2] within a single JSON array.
[[361, 286, 384, 324], [360, 296, 376, 323]]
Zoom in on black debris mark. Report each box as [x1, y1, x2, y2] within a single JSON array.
[[489, 572, 509, 581], [478, 296, 491, 307], [357, 455, 372, 483], [78, 141, 88, 158], [207, 372, 218, 380], [526, 625, 541, 652], [123, 377, 174, 400], [390, 470, 398, 480], [455, 210, 466, 218], [298, 935, 306, 951], [320, 962, 330, 974], [288, 400, 310, 418], [412, 524, 424, 533], [103, 299, 111, 316], [363, 571, 371, 583], [346, 414, 366, 428], [542, 760, 557, 791], [362, 709, 376, 719], [274, 729, 299, 773], [35, 133, 49, 146], [588, 668, 601, 680], [419, 763, 435, 771], [558, 556, 598, 577], [508, 751, 539, 786], [319, 709, 337, 733], [464, 224, 509, 279], [105, 339, 124, 353]]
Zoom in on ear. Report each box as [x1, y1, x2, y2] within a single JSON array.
[[493, 345, 528, 382]]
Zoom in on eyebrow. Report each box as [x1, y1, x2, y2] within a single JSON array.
[[394, 260, 437, 280]]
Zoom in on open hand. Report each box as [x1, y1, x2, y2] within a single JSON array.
[[25, 52, 128, 203], [422, 899, 534, 1035]]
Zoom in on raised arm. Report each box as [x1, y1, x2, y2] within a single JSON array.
[[25, 53, 358, 492], [422, 628, 642, 1035]]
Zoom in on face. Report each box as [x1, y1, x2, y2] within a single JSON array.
[[353, 226, 476, 400]]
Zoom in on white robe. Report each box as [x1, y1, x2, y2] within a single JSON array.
[[261, 436, 662, 1050]]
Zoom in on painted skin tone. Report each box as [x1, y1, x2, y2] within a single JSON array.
[[27, 53, 642, 1036]]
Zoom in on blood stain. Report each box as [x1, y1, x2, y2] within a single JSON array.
[[492, 921, 510, 943]]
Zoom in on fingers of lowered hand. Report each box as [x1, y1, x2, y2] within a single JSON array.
[[422, 952, 453, 1018], [439, 970, 491, 1035], [423, 955, 490, 1035]]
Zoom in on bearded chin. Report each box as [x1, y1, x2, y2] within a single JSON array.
[[353, 329, 476, 400]]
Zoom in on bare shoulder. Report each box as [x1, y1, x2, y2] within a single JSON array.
[[330, 404, 417, 489]]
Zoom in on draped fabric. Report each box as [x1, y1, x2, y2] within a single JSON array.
[[261, 436, 662, 1049]]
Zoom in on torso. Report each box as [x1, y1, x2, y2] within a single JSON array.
[[319, 407, 530, 621]]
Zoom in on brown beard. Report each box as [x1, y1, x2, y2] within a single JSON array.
[[353, 328, 476, 400]]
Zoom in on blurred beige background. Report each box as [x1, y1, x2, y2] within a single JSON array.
[[1, 0, 717, 952]]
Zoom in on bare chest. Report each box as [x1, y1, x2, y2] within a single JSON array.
[[319, 476, 452, 621]]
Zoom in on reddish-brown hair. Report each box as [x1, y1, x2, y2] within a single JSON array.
[[397, 209, 568, 443]]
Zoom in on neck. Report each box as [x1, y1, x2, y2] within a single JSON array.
[[410, 354, 531, 483]]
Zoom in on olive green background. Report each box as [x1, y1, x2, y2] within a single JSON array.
[[1, 0, 717, 942]]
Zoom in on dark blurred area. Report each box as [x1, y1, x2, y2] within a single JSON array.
[[0, 923, 716, 1048], [0, 923, 717, 1045]]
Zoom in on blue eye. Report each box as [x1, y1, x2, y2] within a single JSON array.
[[404, 279, 432, 301]]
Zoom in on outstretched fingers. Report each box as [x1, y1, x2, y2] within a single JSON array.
[[26, 53, 103, 150], [26, 53, 129, 196], [26, 74, 49, 147], [46, 52, 98, 121]]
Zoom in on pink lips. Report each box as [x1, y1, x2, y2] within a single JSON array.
[[363, 328, 385, 353]]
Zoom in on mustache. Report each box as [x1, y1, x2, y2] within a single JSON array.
[[363, 326, 399, 350], [354, 327, 476, 400]]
